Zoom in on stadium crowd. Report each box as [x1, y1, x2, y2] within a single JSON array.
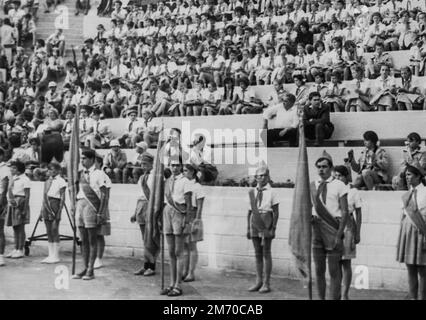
[[0, 0, 424, 191]]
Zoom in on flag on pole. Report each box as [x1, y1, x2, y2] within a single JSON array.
[[144, 123, 166, 261], [288, 117, 312, 293], [67, 103, 80, 275]]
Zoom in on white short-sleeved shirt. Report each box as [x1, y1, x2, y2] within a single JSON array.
[[0, 162, 11, 195], [47, 175, 67, 199], [171, 89, 187, 103], [103, 171, 112, 189], [235, 87, 255, 103], [202, 89, 221, 103], [347, 187, 362, 214], [12, 173, 31, 196], [168, 174, 189, 205], [202, 55, 225, 70], [138, 172, 154, 201], [77, 165, 106, 200], [184, 179, 205, 208], [80, 117, 95, 133], [402, 183, 426, 215], [263, 104, 299, 129], [247, 183, 279, 212], [313, 177, 349, 218]]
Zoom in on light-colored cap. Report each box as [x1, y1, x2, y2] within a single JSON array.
[[110, 139, 120, 147]]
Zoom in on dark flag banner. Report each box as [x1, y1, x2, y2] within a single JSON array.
[[67, 103, 80, 275], [144, 125, 166, 263], [288, 117, 312, 298]]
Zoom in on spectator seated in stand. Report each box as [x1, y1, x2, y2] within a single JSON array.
[[348, 130, 390, 190], [392, 132, 426, 190], [302, 91, 334, 147], [262, 92, 299, 147], [103, 139, 127, 183]]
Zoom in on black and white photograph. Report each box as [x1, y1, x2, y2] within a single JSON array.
[[0, 0, 426, 304]]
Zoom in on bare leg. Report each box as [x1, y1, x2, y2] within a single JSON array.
[[407, 264, 419, 300], [97, 235, 105, 259], [45, 221, 53, 243], [166, 234, 177, 287], [18, 224, 26, 250], [52, 219, 60, 243], [313, 247, 327, 300], [174, 234, 185, 289], [419, 266, 426, 300], [249, 237, 264, 291], [341, 259, 352, 300], [0, 219, 5, 255], [86, 228, 98, 276], [182, 242, 190, 280], [328, 250, 343, 300], [184, 241, 198, 281], [75, 227, 88, 276], [262, 237, 273, 291]]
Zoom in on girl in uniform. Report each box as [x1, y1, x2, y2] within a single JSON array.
[[40, 161, 67, 264], [397, 163, 426, 300], [131, 153, 156, 276], [246, 162, 279, 293], [182, 163, 205, 282], [94, 154, 112, 270], [333, 165, 362, 300], [5, 161, 31, 259], [396, 67, 423, 111]]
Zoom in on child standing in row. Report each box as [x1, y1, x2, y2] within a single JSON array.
[[5, 161, 31, 259], [39, 161, 66, 264]]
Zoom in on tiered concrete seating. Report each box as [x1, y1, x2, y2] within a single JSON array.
[[94, 146, 404, 182], [363, 50, 411, 72], [104, 111, 426, 146]]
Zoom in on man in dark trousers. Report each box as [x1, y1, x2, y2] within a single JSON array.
[[72, 149, 108, 280], [303, 92, 334, 146], [311, 151, 349, 300], [262, 93, 299, 147]]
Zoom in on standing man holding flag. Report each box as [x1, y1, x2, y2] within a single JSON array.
[[72, 149, 108, 281], [311, 151, 349, 300]]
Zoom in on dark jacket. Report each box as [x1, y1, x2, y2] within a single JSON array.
[[303, 103, 332, 126]]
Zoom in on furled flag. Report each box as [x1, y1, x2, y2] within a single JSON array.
[[288, 115, 312, 296]]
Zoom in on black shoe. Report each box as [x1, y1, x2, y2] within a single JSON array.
[[134, 267, 145, 275], [72, 269, 87, 279], [82, 270, 95, 280]]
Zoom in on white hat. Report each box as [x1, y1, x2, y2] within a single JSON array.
[[48, 81, 57, 87], [110, 139, 120, 147], [255, 160, 269, 176]]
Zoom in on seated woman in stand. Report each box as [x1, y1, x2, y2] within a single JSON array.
[[184, 79, 205, 116], [323, 70, 346, 112], [219, 77, 239, 115], [370, 64, 397, 111], [345, 65, 372, 112], [308, 40, 328, 81], [234, 77, 264, 114], [396, 66, 424, 111], [201, 81, 222, 116]]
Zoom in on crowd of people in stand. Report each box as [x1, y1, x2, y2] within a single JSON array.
[[0, 0, 423, 190], [0, 0, 425, 301]]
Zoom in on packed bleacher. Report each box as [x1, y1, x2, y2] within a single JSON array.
[[0, 0, 426, 191]]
